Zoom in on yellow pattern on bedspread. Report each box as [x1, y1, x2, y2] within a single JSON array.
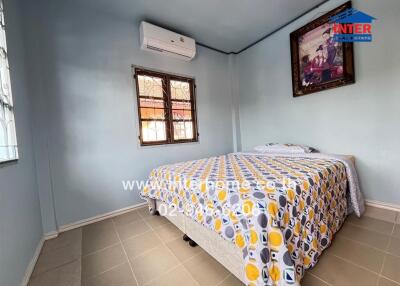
[[141, 153, 347, 286]]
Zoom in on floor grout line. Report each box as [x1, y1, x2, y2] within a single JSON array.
[[126, 206, 400, 286], [328, 253, 381, 276], [337, 233, 400, 259], [139, 227, 186, 285], [346, 221, 395, 237], [83, 260, 127, 282], [31, 257, 81, 279], [215, 273, 241, 286], [377, 212, 399, 286], [390, 220, 397, 237], [111, 217, 140, 286], [215, 274, 231, 286], [377, 255, 387, 286], [138, 207, 203, 286], [307, 272, 332, 286], [336, 234, 387, 253], [30, 206, 400, 285], [82, 241, 122, 258], [117, 228, 154, 243], [379, 276, 400, 286]]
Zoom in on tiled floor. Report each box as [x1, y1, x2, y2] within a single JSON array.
[[28, 205, 400, 286]]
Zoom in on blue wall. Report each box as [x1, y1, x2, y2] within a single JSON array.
[[19, 0, 400, 236], [3, 0, 400, 284], [0, 0, 43, 285], [236, 0, 400, 204], [24, 0, 235, 232]]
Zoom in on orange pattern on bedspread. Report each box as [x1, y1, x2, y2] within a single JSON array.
[[141, 153, 347, 286]]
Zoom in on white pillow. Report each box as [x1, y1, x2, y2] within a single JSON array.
[[253, 143, 316, 154]]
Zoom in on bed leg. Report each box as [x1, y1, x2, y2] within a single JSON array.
[[188, 239, 197, 247], [182, 234, 190, 242]]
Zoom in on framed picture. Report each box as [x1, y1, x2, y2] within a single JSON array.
[[290, 1, 355, 97]]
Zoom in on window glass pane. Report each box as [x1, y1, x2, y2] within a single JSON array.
[[140, 108, 165, 120], [173, 121, 193, 140], [172, 101, 192, 120], [138, 75, 163, 98], [172, 101, 191, 109], [139, 98, 165, 119], [139, 98, 164, 108], [0, 1, 18, 163], [135, 69, 197, 145], [170, 80, 190, 100], [172, 109, 191, 120], [142, 121, 166, 142]]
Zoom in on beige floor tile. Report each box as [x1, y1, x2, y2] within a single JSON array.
[[337, 223, 390, 250], [301, 273, 329, 286], [347, 214, 394, 235], [28, 260, 80, 286], [396, 213, 400, 224], [309, 254, 378, 286], [82, 219, 119, 255], [327, 236, 385, 273], [393, 224, 400, 239], [113, 210, 142, 226], [115, 219, 151, 241], [42, 228, 82, 254], [130, 245, 179, 285], [364, 206, 398, 223], [145, 265, 198, 286], [137, 206, 152, 218], [183, 251, 230, 286], [154, 223, 182, 242], [388, 237, 400, 257], [144, 215, 170, 229], [32, 239, 81, 277], [378, 277, 400, 286], [382, 254, 400, 283], [218, 274, 245, 286], [83, 263, 136, 286], [123, 231, 162, 259], [166, 237, 203, 262], [82, 244, 127, 280]]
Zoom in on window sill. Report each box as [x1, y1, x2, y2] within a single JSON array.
[[0, 159, 18, 168], [138, 140, 200, 149]]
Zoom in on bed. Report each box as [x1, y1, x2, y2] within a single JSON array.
[[141, 152, 364, 286]]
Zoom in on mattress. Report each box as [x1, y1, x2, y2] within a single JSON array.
[[141, 153, 364, 286]]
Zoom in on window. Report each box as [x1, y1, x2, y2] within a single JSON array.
[[134, 68, 198, 146], [0, 1, 18, 163]]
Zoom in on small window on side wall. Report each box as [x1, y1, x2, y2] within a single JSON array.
[[134, 68, 198, 146], [0, 1, 18, 164]]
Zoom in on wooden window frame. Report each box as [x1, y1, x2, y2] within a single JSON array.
[[134, 68, 199, 146]]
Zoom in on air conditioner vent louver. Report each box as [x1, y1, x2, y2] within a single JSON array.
[[140, 22, 196, 61], [147, 45, 164, 52]]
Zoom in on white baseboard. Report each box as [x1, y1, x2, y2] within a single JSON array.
[[20, 237, 44, 286], [58, 202, 147, 233], [21, 202, 148, 285], [44, 231, 59, 240], [365, 199, 400, 212]]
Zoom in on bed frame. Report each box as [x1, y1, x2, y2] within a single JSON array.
[[150, 155, 355, 284], [153, 199, 246, 282]]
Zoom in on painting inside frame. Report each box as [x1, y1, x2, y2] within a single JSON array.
[[290, 1, 355, 97]]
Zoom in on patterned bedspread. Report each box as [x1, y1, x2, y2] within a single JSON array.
[[141, 153, 363, 286]]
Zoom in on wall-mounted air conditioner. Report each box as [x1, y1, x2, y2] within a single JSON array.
[[139, 21, 196, 61]]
